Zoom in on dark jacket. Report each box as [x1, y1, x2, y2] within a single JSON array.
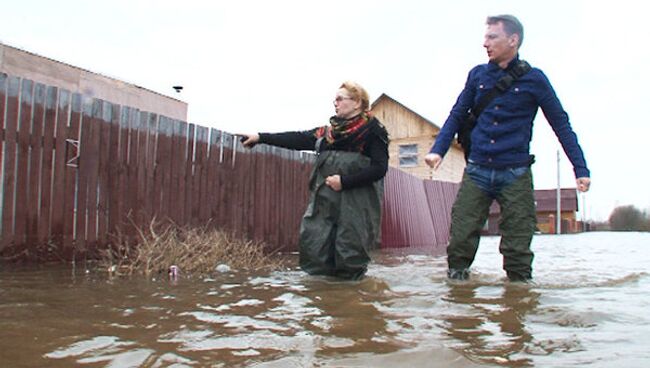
[[430, 56, 590, 178], [259, 117, 389, 189]]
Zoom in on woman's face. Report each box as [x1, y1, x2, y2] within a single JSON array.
[[333, 88, 362, 119]]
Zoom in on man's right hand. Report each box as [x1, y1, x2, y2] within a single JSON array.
[[425, 153, 442, 170]]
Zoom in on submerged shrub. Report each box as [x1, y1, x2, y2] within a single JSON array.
[[99, 220, 286, 277]]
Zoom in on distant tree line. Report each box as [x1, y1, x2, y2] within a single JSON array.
[[608, 205, 650, 231]]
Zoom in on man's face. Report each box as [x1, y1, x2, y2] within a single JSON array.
[[483, 22, 518, 65]]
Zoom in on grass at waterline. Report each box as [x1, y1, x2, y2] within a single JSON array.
[[99, 221, 286, 278]]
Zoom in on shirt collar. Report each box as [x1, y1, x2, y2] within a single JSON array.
[[488, 54, 520, 71]]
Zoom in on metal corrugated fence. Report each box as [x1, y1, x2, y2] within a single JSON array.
[[381, 168, 459, 251]]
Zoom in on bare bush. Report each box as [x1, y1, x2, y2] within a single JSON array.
[[99, 220, 286, 277]]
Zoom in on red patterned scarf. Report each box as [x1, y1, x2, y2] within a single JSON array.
[[314, 112, 374, 152]]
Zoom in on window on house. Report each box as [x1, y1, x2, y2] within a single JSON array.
[[399, 144, 418, 167]]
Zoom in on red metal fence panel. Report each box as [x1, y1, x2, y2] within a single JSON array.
[[423, 180, 460, 247], [381, 168, 442, 251]]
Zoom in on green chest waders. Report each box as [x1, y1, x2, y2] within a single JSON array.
[[298, 150, 384, 280]]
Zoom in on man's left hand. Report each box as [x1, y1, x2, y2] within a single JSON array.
[[576, 177, 591, 192]]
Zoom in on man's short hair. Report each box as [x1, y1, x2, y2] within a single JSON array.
[[487, 15, 524, 48]]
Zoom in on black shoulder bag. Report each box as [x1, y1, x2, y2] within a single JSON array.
[[457, 60, 532, 161]]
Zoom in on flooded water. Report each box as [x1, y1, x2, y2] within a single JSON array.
[[1, 232, 649, 367]]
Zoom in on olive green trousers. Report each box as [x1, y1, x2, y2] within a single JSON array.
[[447, 168, 536, 279]]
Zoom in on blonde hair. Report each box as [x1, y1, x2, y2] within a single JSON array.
[[340, 81, 370, 111]]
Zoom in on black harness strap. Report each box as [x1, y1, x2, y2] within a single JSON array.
[[458, 60, 532, 161]]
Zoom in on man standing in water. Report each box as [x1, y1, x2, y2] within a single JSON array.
[[425, 15, 591, 282]]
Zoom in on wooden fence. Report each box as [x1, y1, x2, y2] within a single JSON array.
[[0, 73, 316, 261], [0, 73, 458, 262]]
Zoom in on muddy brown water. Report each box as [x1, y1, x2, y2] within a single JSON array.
[[1, 232, 649, 367]]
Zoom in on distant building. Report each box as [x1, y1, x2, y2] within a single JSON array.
[[371, 93, 465, 183], [486, 188, 582, 234], [0, 42, 187, 121]]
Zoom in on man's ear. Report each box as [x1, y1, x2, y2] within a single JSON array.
[[509, 34, 520, 48]]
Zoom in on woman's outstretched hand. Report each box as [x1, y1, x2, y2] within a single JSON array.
[[238, 133, 260, 148]]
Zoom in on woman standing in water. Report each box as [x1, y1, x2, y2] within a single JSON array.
[[240, 81, 389, 280]]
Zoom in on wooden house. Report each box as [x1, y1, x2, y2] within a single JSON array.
[[371, 93, 465, 183]]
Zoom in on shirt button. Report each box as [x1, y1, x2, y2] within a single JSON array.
[[514, 87, 520, 92], [488, 158, 493, 162], [490, 139, 495, 144], [493, 121, 498, 126], [479, 84, 484, 89], [494, 105, 500, 110]]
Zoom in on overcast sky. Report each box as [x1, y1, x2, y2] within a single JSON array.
[[2, 0, 649, 221]]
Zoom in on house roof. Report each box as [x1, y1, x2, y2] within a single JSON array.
[[490, 188, 579, 214], [535, 188, 579, 212], [371, 93, 440, 130], [1, 42, 183, 104]]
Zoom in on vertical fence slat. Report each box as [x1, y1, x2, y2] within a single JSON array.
[[74, 98, 92, 252], [145, 113, 157, 222], [38, 86, 57, 244], [134, 111, 148, 228], [85, 100, 101, 251], [14, 79, 34, 249], [172, 121, 187, 226], [215, 134, 228, 230], [251, 148, 261, 243], [0, 75, 18, 250], [193, 126, 207, 224], [190, 126, 200, 225], [107, 104, 122, 236], [125, 107, 139, 230], [64, 94, 82, 255], [199, 127, 211, 223], [0, 74, 5, 246], [50, 90, 69, 249], [96, 101, 112, 246], [184, 124, 195, 225], [206, 128, 220, 227], [167, 120, 179, 224], [237, 140, 250, 237], [0, 75, 6, 228], [27, 84, 46, 247], [254, 149, 266, 244], [156, 117, 172, 219], [118, 106, 131, 232]]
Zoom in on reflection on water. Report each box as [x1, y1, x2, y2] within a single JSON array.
[[1, 232, 649, 367], [441, 283, 539, 366]]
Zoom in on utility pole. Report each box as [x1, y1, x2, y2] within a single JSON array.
[[581, 192, 587, 232], [556, 149, 561, 234]]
